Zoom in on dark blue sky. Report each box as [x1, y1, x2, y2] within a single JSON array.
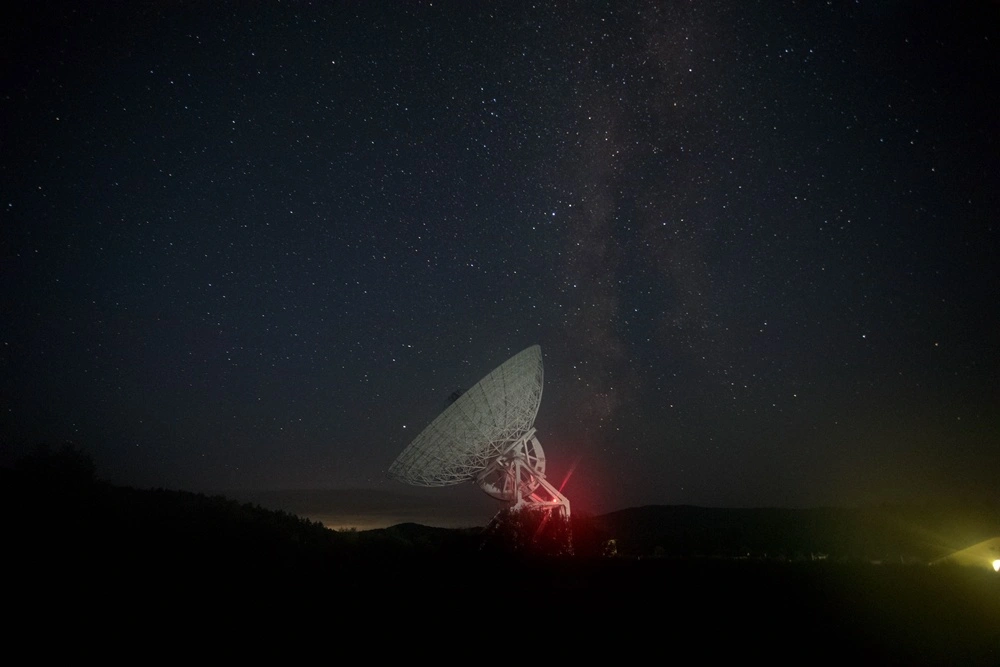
[[3, 1, 997, 515]]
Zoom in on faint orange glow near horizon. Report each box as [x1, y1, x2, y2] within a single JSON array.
[[304, 512, 487, 532]]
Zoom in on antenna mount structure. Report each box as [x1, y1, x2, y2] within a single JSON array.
[[388, 345, 570, 520]]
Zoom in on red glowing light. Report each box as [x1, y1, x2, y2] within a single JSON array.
[[558, 456, 581, 493], [532, 509, 552, 541]]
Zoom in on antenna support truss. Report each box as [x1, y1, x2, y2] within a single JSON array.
[[476, 428, 571, 518]]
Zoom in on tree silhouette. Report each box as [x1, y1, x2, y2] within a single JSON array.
[[15, 442, 96, 487], [480, 507, 573, 557]]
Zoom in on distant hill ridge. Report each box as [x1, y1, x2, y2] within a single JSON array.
[[593, 503, 1000, 561], [6, 459, 998, 565]]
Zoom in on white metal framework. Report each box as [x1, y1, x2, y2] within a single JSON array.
[[476, 427, 570, 516], [388, 345, 570, 518]]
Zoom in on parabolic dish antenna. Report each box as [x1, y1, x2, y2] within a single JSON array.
[[388, 345, 570, 518]]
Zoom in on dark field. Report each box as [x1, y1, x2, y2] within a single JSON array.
[[16, 547, 997, 663], [36, 552, 997, 663], [5, 466, 997, 662]]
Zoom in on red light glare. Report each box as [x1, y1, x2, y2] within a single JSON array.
[[558, 456, 581, 493]]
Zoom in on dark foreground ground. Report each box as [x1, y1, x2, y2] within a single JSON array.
[[5, 467, 997, 663], [13, 542, 998, 664]]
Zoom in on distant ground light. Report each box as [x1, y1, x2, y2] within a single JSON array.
[[931, 537, 1000, 571], [226, 487, 497, 531], [304, 511, 486, 532]]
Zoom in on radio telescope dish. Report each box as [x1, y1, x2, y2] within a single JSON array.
[[388, 345, 570, 518]]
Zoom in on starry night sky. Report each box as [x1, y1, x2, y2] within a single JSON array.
[[3, 2, 997, 515]]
